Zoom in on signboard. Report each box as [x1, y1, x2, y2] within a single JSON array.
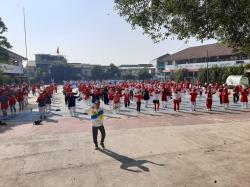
[[0, 63, 23, 74]]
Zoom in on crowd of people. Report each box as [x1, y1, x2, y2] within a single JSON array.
[[1, 80, 249, 121], [62, 80, 250, 115], [1, 80, 249, 149], [0, 83, 30, 120], [36, 84, 57, 120], [0, 83, 57, 121]]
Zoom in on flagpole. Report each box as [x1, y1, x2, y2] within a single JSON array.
[[23, 7, 28, 60], [23, 7, 29, 83]]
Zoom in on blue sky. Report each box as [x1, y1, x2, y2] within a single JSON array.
[[0, 0, 216, 65]]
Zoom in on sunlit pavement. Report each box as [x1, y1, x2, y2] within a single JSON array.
[[0, 86, 250, 186]]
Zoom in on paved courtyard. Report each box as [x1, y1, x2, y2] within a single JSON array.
[[1, 86, 250, 187]]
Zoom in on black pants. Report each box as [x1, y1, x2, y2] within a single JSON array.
[[92, 126, 106, 146], [65, 96, 68, 105], [19, 102, 24, 110], [136, 102, 141, 112], [153, 100, 159, 111], [233, 93, 239, 103], [125, 100, 130, 108]]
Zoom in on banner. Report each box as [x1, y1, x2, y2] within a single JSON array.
[[0, 63, 23, 74]]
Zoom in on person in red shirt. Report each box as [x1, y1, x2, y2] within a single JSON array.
[[23, 86, 29, 106], [16, 90, 24, 111], [189, 89, 197, 111], [134, 91, 143, 112], [108, 88, 114, 111], [8, 94, 17, 115], [218, 85, 223, 105], [161, 88, 168, 109], [222, 87, 230, 109], [240, 87, 249, 109], [113, 91, 121, 114], [31, 84, 36, 96], [84, 88, 91, 106], [123, 89, 130, 108], [233, 85, 240, 103], [205, 86, 215, 111]]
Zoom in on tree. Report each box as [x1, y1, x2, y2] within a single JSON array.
[[114, 0, 250, 54], [196, 65, 245, 84], [106, 63, 121, 79], [0, 17, 11, 49], [91, 65, 106, 80], [122, 73, 136, 80], [30, 68, 43, 83], [138, 68, 153, 80], [49, 62, 81, 83], [174, 68, 188, 82], [197, 68, 206, 83]]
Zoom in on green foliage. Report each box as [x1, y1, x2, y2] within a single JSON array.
[[0, 47, 10, 64], [196, 65, 245, 84], [106, 63, 121, 79], [174, 68, 188, 82], [244, 63, 250, 73], [114, 0, 250, 54], [197, 68, 207, 83], [122, 73, 136, 80], [91, 65, 107, 80], [138, 68, 153, 80], [29, 68, 43, 83], [49, 62, 81, 83], [0, 70, 22, 84], [0, 17, 11, 49], [90, 64, 122, 80]]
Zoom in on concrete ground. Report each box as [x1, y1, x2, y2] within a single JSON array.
[[0, 87, 250, 187]]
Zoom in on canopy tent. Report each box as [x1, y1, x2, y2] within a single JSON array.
[[226, 75, 249, 88]]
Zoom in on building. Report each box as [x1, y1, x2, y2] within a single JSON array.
[[35, 54, 67, 72], [69, 63, 109, 80], [118, 64, 155, 77], [25, 60, 37, 77], [154, 43, 250, 80], [0, 47, 27, 77], [151, 53, 170, 80], [70, 63, 84, 76]]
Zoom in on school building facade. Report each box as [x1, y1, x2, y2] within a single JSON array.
[[153, 43, 250, 81], [0, 47, 27, 77]]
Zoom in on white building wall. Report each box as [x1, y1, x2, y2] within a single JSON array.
[[165, 60, 250, 72]]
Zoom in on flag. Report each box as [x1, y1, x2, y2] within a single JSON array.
[[56, 47, 59, 54]]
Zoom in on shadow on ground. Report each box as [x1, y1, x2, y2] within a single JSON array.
[[99, 148, 164, 172]]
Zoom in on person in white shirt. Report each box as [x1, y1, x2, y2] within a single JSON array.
[[172, 89, 181, 112], [152, 89, 160, 112], [90, 100, 106, 150]]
